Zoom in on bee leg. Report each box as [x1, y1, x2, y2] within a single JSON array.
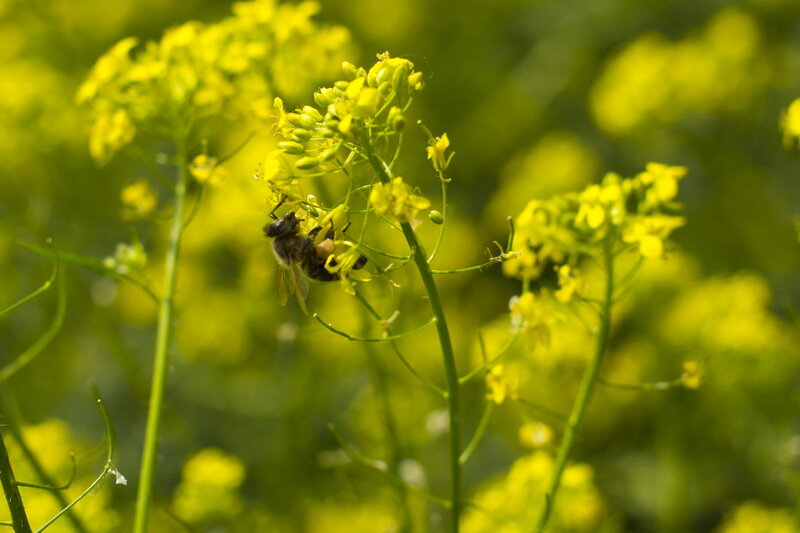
[[268, 196, 288, 219], [354, 255, 367, 270], [308, 226, 323, 239]]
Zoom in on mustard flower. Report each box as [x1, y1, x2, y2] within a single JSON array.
[[554, 264, 582, 303], [680, 360, 704, 389], [188, 154, 230, 186], [781, 98, 800, 148], [121, 179, 157, 220], [427, 133, 454, 173], [486, 364, 517, 404], [369, 177, 431, 223], [518, 421, 554, 449]]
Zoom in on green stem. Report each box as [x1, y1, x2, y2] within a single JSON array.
[[133, 135, 190, 533], [0, 432, 32, 533], [534, 236, 614, 533], [365, 146, 461, 533]]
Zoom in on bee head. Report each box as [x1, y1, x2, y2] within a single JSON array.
[[264, 211, 301, 238]]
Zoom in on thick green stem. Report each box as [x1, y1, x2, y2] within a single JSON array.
[[365, 147, 461, 533], [133, 137, 190, 533], [0, 432, 32, 533], [534, 238, 614, 533]]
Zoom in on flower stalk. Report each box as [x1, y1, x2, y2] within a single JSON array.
[[366, 144, 462, 533], [534, 236, 615, 533], [134, 134, 190, 533]]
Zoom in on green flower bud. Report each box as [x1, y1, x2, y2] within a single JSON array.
[[287, 113, 316, 129], [334, 80, 350, 91], [320, 147, 339, 161], [277, 141, 305, 155], [314, 91, 333, 108], [302, 106, 323, 122], [378, 81, 391, 97], [320, 128, 336, 138], [325, 118, 340, 129], [428, 210, 444, 224], [295, 156, 320, 170], [388, 106, 405, 131], [342, 61, 358, 80], [375, 68, 389, 86], [291, 129, 312, 142], [391, 62, 410, 90]]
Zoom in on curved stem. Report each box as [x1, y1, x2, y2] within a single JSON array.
[[534, 236, 614, 533], [133, 135, 190, 533], [365, 146, 462, 533]]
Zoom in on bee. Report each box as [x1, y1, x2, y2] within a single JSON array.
[[264, 202, 366, 314]]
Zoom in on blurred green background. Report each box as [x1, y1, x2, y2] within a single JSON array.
[[1, 0, 799, 531]]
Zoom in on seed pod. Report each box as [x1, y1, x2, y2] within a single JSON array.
[[428, 210, 444, 224], [278, 141, 305, 155], [295, 157, 320, 170]]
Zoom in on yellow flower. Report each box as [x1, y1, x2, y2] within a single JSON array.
[[518, 421, 553, 449], [509, 292, 552, 348], [427, 133, 454, 172], [188, 154, 230, 186], [637, 162, 686, 208], [121, 180, 157, 219], [622, 214, 685, 259], [172, 448, 246, 524], [88, 108, 136, 164], [369, 177, 431, 223], [781, 98, 800, 147], [486, 364, 517, 404], [681, 360, 704, 389], [554, 264, 582, 303]]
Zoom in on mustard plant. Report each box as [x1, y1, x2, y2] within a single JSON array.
[[70, 2, 353, 530], [260, 52, 516, 532], [501, 163, 691, 531]]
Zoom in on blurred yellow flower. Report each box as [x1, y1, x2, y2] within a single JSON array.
[[519, 421, 553, 449], [121, 179, 157, 219], [173, 447, 246, 524], [716, 501, 799, 533], [486, 364, 518, 404], [188, 154, 230, 186]]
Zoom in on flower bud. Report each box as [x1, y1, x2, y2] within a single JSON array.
[[342, 61, 358, 80], [302, 106, 323, 121], [334, 80, 349, 91], [277, 141, 304, 155], [319, 147, 339, 161], [290, 129, 312, 142], [314, 90, 333, 108], [295, 156, 320, 170], [428, 210, 444, 224], [408, 72, 424, 91]]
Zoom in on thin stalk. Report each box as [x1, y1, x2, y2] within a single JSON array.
[[133, 135, 190, 533], [534, 236, 614, 533], [0, 433, 32, 533], [365, 145, 462, 533]]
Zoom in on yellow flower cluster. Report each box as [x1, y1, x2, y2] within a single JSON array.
[[591, 8, 765, 135], [265, 52, 425, 185], [460, 451, 607, 532], [369, 176, 431, 223], [781, 98, 800, 148], [77, 0, 353, 163], [172, 447, 246, 524], [503, 163, 686, 281]]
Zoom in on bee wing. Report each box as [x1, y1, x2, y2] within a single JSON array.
[[289, 263, 310, 315], [276, 264, 292, 307], [276, 264, 310, 315]]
